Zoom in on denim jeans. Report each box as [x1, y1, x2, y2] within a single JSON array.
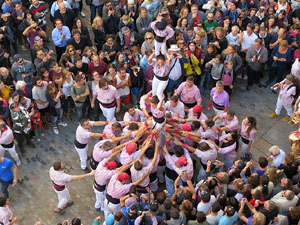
[[1, 179, 13, 198], [51, 107, 63, 126], [90, 4, 103, 24], [62, 96, 75, 113], [75, 104, 89, 121]]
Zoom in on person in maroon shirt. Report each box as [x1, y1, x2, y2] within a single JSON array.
[[87, 55, 107, 76]]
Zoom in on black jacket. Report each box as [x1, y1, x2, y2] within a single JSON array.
[[53, 9, 75, 31]]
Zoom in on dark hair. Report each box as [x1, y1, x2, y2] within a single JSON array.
[[170, 95, 179, 102], [186, 75, 194, 82], [196, 212, 206, 223], [164, 199, 173, 210], [126, 104, 135, 111], [156, 54, 166, 61], [151, 95, 159, 104], [227, 197, 239, 211], [71, 217, 81, 225], [99, 78, 108, 88], [53, 162, 61, 170], [150, 201, 159, 212], [227, 110, 235, 117], [201, 192, 211, 203], [170, 209, 179, 219], [31, 76, 42, 86], [199, 142, 209, 151], [74, 74, 84, 82], [145, 146, 155, 159], [211, 202, 221, 213], [205, 119, 215, 128], [174, 145, 184, 157], [246, 116, 257, 136], [226, 206, 235, 217], [112, 122, 122, 129], [156, 192, 166, 204], [248, 174, 260, 188], [261, 175, 269, 197], [258, 156, 268, 168], [192, 121, 201, 130], [134, 160, 143, 171], [0, 196, 7, 207], [128, 123, 139, 131]]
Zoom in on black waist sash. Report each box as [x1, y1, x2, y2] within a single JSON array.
[[1, 141, 14, 148], [74, 139, 87, 149], [213, 101, 225, 110], [153, 115, 165, 124], [155, 35, 165, 42], [94, 180, 106, 192], [165, 166, 178, 181], [90, 154, 99, 170], [106, 193, 120, 204], [183, 101, 197, 109], [99, 100, 117, 108], [150, 172, 157, 183], [52, 181, 65, 191], [241, 136, 250, 144], [154, 72, 169, 81]]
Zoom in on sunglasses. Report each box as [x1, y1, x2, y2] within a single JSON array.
[[179, 42, 185, 45], [69, 49, 74, 52], [35, 38, 42, 42], [146, 37, 153, 40]]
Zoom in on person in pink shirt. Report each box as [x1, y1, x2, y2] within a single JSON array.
[[119, 142, 141, 166], [90, 140, 129, 170], [0, 121, 21, 166], [151, 95, 166, 129], [91, 78, 121, 122], [139, 91, 152, 119], [175, 76, 202, 109], [102, 121, 136, 143], [148, 52, 171, 100], [123, 104, 146, 122], [93, 150, 124, 211], [240, 117, 257, 157], [187, 105, 208, 122], [130, 140, 159, 193], [213, 110, 239, 132], [211, 132, 239, 169], [0, 197, 17, 225], [165, 95, 185, 119], [269, 75, 297, 121], [104, 170, 151, 218], [150, 15, 174, 56], [49, 161, 94, 213], [74, 120, 108, 173], [182, 119, 218, 142]]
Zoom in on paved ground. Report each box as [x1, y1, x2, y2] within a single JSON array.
[[4, 4, 297, 225]]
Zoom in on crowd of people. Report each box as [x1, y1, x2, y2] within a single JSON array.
[[0, 0, 300, 224]]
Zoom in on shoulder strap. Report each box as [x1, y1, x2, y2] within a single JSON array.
[[287, 84, 296, 97], [167, 58, 178, 76]]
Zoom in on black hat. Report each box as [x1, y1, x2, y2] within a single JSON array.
[[155, 18, 167, 31]]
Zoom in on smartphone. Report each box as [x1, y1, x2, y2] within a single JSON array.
[[212, 58, 215, 62]]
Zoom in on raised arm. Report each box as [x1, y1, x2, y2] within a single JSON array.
[[132, 169, 151, 186]]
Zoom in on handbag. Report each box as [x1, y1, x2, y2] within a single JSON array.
[[85, 0, 92, 5]]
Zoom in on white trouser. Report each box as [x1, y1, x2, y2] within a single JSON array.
[[152, 76, 168, 100], [240, 138, 249, 157], [99, 104, 116, 121], [93, 185, 106, 210], [154, 40, 166, 56], [275, 98, 293, 116], [53, 187, 71, 209], [0, 144, 19, 162], [213, 107, 224, 127], [74, 145, 88, 169], [103, 198, 121, 219], [152, 118, 165, 129]]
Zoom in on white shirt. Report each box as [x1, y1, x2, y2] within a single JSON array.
[[206, 210, 224, 225], [168, 58, 182, 81], [0, 206, 13, 225], [270, 149, 286, 167], [197, 195, 217, 213], [241, 31, 258, 50], [0, 126, 14, 145], [49, 167, 72, 186], [75, 121, 94, 144]]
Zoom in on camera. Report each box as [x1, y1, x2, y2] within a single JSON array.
[[161, 13, 168, 17], [214, 2, 217, 6], [259, 8, 264, 13], [134, 68, 138, 72], [173, 53, 177, 57], [109, 7, 112, 10]]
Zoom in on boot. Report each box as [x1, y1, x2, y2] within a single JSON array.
[[269, 112, 278, 118]]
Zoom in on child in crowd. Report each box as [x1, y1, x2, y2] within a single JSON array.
[[205, 54, 223, 88], [119, 15, 135, 47], [221, 60, 234, 96]]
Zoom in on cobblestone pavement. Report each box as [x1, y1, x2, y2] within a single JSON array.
[[5, 6, 296, 225]]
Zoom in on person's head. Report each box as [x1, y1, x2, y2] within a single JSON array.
[[284, 190, 295, 200], [258, 156, 268, 168], [79, 119, 91, 129], [225, 206, 235, 217], [186, 75, 194, 88], [253, 38, 262, 51], [14, 54, 24, 65], [111, 122, 122, 133], [225, 59, 233, 70], [14, 2, 22, 11], [279, 39, 288, 51], [269, 145, 280, 157], [58, 2, 66, 13], [4, 0, 12, 6], [106, 34, 114, 45], [15, 80, 26, 91], [10, 92, 20, 104], [144, 32, 154, 44], [249, 174, 260, 188], [252, 212, 266, 225], [74, 17, 83, 29], [72, 29, 81, 42], [179, 6, 189, 18], [156, 54, 166, 67], [139, 6, 147, 18], [264, 200, 276, 212], [119, 67, 126, 78], [170, 95, 179, 108], [214, 27, 225, 39], [246, 23, 254, 36], [10, 102, 21, 112], [74, 74, 85, 85], [0, 196, 8, 207], [195, 212, 206, 223], [170, 209, 179, 220], [207, 12, 214, 22], [55, 19, 63, 30], [47, 83, 57, 96], [122, 26, 131, 36], [233, 178, 244, 192], [133, 160, 143, 171], [53, 161, 65, 171], [217, 172, 229, 184], [92, 16, 103, 30], [32, 76, 44, 88], [99, 78, 108, 90], [225, 110, 235, 121], [0, 67, 9, 77], [156, 191, 166, 204], [126, 104, 136, 117], [289, 206, 300, 219], [71, 217, 82, 225], [216, 81, 224, 93]]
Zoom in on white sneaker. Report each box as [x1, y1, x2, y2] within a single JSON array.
[[37, 138, 41, 142], [16, 160, 21, 166], [80, 11, 86, 17], [53, 127, 59, 134], [41, 133, 45, 136], [58, 121, 68, 127]]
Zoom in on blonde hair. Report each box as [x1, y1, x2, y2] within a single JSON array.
[[144, 32, 154, 40], [91, 16, 103, 29], [231, 25, 240, 32], [179, 6, 189, 17], [233, 178, 244, 191], [252, 212, 266, 225]]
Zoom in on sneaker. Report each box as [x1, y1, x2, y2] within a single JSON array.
[[82, 167, 91, 173], [282, 115, 290, 121], [58, 121, 68, 127], [269, 112, 278, 118], [41, 133, 45, 137], [37, 138, 41, 142], [16, 160, 21, 166], [53, 127, 59, 134], [80, 11, 86, 17]]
